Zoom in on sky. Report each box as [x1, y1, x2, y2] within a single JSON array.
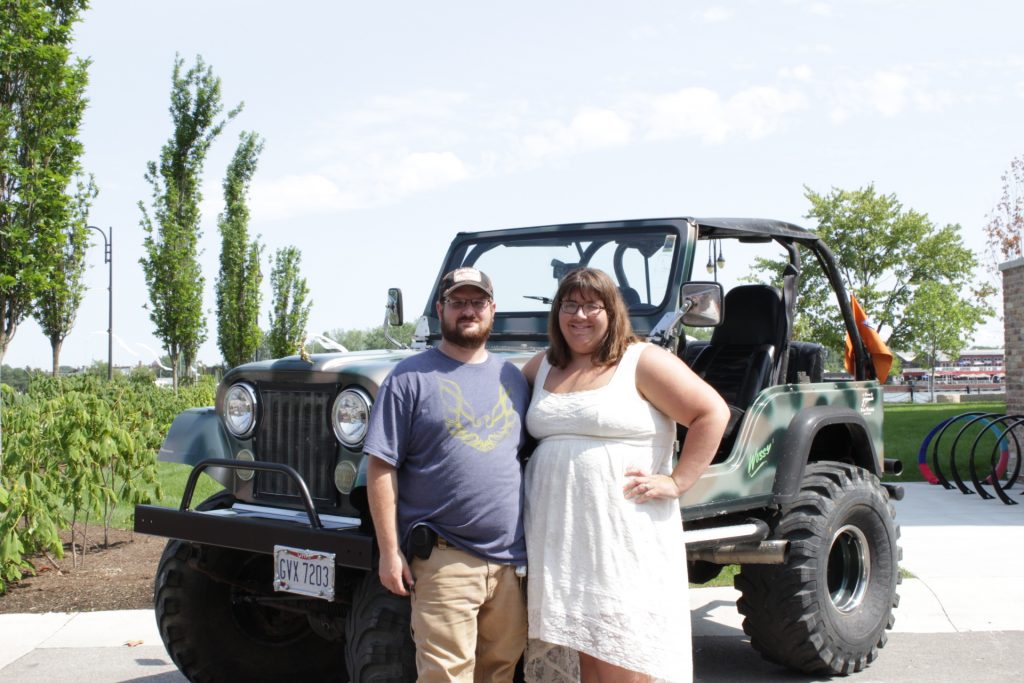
[[4, 0, 1023, 370]]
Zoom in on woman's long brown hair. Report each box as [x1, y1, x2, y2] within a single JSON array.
[[547, 267, 638, 369]]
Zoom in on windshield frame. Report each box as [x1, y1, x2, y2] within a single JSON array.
[[416, 218, 695, 349]]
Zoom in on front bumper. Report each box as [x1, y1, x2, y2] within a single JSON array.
[[133, 457, 374, 570], [134, 505, 374, 569]]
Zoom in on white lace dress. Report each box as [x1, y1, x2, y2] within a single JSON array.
[[524, 343, 691, 683]]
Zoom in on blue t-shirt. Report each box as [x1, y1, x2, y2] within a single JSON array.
[[365, 348, 529, 564]]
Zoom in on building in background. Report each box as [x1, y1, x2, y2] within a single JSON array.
[[900, 348, 1005, 386], [1000, 258, 1023, 416]]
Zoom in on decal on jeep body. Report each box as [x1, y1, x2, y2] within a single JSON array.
[[746, 440, 773, 478]]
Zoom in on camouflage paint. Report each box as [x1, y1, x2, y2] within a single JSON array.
[[679, 379, 884, 514]]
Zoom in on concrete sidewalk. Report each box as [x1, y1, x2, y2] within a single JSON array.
[[1, 482, 1022, 681]]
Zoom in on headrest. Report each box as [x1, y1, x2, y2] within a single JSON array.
[[619, 287, 641, 307], [711, 284, 784, 347]]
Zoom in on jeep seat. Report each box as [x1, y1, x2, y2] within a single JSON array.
[[620, 285, 658, 313], [688, 284, 786, 460]]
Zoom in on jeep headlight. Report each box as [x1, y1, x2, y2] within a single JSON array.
[[332, 387, 372, 447], [224, 382, 258, 438]]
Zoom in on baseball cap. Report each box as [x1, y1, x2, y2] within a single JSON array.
[[439, 267, 494, 300]]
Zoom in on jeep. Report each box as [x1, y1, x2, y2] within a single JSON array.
[[135, 217, 903, 680]]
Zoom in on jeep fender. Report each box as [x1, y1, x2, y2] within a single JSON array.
[[771, 406, 881, 504], [157, 407, 236, 488]]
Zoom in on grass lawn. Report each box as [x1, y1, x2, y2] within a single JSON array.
[[108, 462, 224, 530]]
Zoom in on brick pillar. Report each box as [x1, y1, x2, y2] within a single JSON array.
[[1000, 257, 1024, 416]]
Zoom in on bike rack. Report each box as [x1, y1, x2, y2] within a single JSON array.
[[918, 412, 1022, 505]]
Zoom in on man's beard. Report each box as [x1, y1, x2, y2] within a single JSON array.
[[441, 313, 493, 349]]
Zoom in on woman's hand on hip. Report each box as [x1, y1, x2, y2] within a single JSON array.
[[624, 468, 682, 502]]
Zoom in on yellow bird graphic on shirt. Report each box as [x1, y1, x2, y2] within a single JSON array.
[[438, 378, 518, 453]]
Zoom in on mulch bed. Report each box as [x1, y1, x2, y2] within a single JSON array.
[[0, 525, 166, 614]]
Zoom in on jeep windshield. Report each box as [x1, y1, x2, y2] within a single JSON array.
[[415, 219, 691, 348]]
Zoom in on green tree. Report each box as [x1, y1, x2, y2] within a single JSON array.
[[0, 365, 34, 393], [902, 280, 990, 401], [0, 0, 90, 364], [267, 246, 311, 359], [318, 323, 416, 352], [139, 54, 241, 390], [33, 174, 97, 376], [752, 184, 992, 358], [215, 131, 264, 368], [983, 155, 1024, 267]]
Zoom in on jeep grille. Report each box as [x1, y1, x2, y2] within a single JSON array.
[[254, 388, 337, 505]]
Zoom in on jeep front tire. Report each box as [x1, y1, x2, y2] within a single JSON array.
[[153, 493, 346, 682], [344, 572, 416, 682], [735, 462, 901, 675]]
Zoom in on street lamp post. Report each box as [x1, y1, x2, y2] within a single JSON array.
[[88, 225, 113, 380]]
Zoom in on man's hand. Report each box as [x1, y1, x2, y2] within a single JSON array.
[[379, 548, 414, 596]]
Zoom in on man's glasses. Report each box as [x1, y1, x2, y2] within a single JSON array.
[[559, 301, 605, 316], [444, 298, 492, 311]]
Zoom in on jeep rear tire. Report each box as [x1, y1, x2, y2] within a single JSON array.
[[154, 493, 346, 682], [345, 572, 416, 682], [735, 462, 900, 675]]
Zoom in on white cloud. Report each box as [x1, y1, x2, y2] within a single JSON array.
[[647, 88, 730, 143], [569, 108, 633, 148], [250, 173, 351, 220], [522, 107, 632, 159], [780, 64, 814, 81], [829, 106, 851, 125], [826, 69, 922, 122], [868, 71, 911, 117], [701, 6, 734, 23], [245, 150, 471, 221], [347, 91, 471, 127], [912, 88, 956, 113], [390, 152, 469, 194], [729, 87, 806, 138], [645, 86, 805, 143]]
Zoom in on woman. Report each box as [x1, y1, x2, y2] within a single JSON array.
[[522, 268, 730, 683]]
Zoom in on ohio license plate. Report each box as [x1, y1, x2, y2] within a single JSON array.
[[273, 545, 335, 601]]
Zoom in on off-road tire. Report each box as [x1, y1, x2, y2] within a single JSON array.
[[344, 572, 416, 682], [154, 492, 346, 682], [735, 462, 901, 675]]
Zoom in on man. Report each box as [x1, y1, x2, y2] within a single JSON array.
[[365, 266, 529, 682]]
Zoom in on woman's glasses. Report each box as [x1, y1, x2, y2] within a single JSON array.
[[558, 301, 605, 316]]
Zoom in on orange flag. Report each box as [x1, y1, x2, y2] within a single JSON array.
[[844, 295, 893, 381]]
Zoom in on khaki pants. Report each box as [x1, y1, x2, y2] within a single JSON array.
[[410, 542, 526, 683]]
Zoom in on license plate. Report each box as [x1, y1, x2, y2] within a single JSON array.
[[273, 545, 335, 601]]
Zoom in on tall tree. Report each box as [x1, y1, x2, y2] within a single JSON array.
[[267, 246, 311, 359], [983, 155, 1024, 267], [215, 131, 264, 368], [33, 173, 97, 375], [0, 0, 90, 364], [751, 184, 993, 358], [139, 55, 240, 390], [902, 280, 990, 401]]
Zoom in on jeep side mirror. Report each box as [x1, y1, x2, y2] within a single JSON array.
[[681, 281, 723, 327], [386, 288, 404, 326]]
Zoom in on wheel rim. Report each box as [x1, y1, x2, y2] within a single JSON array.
[[828, 523, 870, 613]]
